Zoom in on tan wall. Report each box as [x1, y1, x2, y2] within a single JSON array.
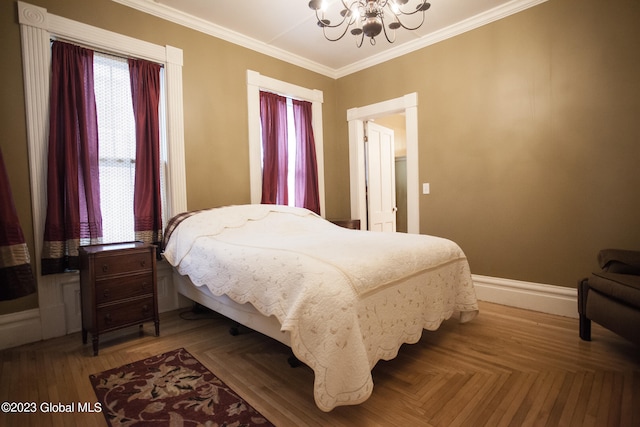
[[336, 0, 640, 287]]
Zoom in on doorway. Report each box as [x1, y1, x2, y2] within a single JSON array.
[[347, 93, 419, 233]]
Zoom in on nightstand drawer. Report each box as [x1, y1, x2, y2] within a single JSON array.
[[96, 273, 154, 304], [97, 297, 155, 331], [94, 251, 152, 278]]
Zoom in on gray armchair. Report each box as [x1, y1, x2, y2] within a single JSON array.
[[578, 249, 640, 345]]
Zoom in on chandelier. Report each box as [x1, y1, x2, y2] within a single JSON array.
[[308, 0, 432, 47]]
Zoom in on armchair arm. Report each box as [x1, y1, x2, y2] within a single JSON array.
[[597, 249, 640, 275]]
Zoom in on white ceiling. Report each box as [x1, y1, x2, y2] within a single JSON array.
[[113, 0, 548, 78]]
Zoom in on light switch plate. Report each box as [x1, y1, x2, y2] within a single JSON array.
[[422, 183, 430, 194]]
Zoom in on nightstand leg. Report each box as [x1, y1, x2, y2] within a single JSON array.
[[154, 320, 160, 337], [82, 328, 88, 344], [92, 336, 99, 356]]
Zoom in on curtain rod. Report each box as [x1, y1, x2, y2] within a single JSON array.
[[50, 37, 164, 68]]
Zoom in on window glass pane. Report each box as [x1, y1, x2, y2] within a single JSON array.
[[94, 52, 136, 243], [286, 98, 296, 207]]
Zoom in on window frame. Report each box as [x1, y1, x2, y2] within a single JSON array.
[[246, 70, 325, 217]]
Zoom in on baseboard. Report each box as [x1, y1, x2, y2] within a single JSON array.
[[0, 309, 42, 350], [472, 274, 578, 318]]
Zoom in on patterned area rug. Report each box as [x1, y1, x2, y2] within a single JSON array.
[[89, 348, 274, 426]]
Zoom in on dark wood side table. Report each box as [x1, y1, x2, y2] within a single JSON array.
[[79, 242, 159, 356], [330, 219, 361, 230]]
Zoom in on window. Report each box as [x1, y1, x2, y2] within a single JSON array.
[[18, 1, 186, 276], [94, 52, 167, 243], [258, 91, 321, 213], [247, 70, 326, 216]]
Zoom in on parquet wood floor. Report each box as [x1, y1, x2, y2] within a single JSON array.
[[1, 301, 638, 426]]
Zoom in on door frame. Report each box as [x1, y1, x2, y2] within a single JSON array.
[[347, 93, 419, 233]]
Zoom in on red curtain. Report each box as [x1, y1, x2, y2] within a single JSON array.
[[42, 41, 102, 274], [259, 91, 289, 206], [129, 58, 163, 245], [0, 148, 37, 299], [292, 99, 320, 214]]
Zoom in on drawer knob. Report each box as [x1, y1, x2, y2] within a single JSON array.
[[104, 313, 112, 323], [103, 289, 110, 299], [142, 305, 149, 313], [141, 282, 148, 290], [140, 260, 147, 267], [102, 264, 109, 273]]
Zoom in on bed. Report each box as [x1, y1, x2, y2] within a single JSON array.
[[162, 204, 478, 411]]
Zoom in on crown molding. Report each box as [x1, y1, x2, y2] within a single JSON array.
[[111, 0, 338, 78], [335, 0, 549, 77], [113, 0, 548, 80]]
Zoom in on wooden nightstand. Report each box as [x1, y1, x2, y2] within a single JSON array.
[[79, 242, 159, 356]]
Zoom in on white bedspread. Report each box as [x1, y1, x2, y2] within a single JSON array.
[[163, 204, 478, 411]]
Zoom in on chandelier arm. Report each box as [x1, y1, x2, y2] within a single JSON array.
[[393, 12, 426, 31], [394, 9, 427, 17], [391, 0, 431, 16], [381, 18, 396, 43], [322, 20, 353, 42], [341, 0, 362, 11], [315, 9, 352, 29]]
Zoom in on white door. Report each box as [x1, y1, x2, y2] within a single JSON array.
[[365, 122, 397, 232]]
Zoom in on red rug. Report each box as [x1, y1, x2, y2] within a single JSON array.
[[89, 347, 274, 426]]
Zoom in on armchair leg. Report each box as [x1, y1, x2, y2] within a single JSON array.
[[579, 314, 591, 341], [577, 278, 591, 341]]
